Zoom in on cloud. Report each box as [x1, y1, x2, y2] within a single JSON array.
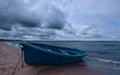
[[0, 0, 120, 40], [0, 0, 66, 31], [43, 5, 66, 29]]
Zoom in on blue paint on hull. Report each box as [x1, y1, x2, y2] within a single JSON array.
[[20, 42, 87, 65]]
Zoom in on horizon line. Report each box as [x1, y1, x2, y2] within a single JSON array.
[[0, 39, 120, 42]]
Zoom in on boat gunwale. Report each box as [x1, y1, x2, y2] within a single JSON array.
[[20, 42, 87, 58]]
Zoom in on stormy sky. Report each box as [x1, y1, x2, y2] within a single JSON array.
[[0, 0, 120, 40]]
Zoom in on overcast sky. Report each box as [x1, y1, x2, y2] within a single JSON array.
[[0, 0, 120, 40]]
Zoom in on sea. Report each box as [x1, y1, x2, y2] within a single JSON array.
[[7, 41, 120, 75]]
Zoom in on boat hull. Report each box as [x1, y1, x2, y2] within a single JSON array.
[[20, 42, 87, 65]]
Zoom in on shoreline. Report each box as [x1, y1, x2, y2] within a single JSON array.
[[0, 41, 102, 75]]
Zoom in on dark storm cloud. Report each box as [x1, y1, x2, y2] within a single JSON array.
[[0, 27, 57, 39], [0, 17, 14, 31], [16, 17, 40, 27], [0, 0, 120, 40], [44, 5, 66, 29], [0, 0, 66, 31], [0, 24, 12, 31]]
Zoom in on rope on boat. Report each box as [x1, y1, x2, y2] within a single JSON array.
[[11, 45, 24, 75], [21, 48, 24, 68]]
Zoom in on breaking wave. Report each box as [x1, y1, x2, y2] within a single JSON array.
[[87, 57, 120, 65]]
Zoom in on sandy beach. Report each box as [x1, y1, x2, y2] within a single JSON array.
[[0, 41, 102, 75]]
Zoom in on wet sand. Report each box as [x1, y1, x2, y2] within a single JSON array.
[[0, 41, 102, 75]]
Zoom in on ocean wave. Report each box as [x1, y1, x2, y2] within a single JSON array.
[[87, 57, 120, 65]]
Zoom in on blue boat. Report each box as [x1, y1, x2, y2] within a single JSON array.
[[20, 42, 87, 65]]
